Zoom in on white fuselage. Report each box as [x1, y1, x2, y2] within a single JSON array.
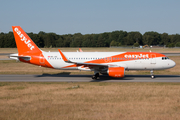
[[41, 52, 176, 71]]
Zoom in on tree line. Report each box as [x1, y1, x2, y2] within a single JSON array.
[[0, 30, 180, 48]]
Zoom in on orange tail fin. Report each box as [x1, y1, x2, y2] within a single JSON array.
[[12, 26, 41, 55]]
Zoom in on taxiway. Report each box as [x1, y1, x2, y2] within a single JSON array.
[[0, 75, 180, 82]]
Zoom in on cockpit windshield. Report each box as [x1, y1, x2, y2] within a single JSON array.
[[162, 57, 169, 60]]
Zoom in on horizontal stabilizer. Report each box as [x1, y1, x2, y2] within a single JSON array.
[[9, 53, 31, 61]]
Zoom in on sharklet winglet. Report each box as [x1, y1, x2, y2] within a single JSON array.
[[58, 49, 73, 63]]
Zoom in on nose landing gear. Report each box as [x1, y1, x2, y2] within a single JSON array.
[[150, 70, 155, 79]]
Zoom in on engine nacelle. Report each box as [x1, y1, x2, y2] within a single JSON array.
[[107, 67, 125, 78]]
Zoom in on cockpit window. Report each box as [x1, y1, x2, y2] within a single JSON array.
[[162, 57, 169, 60]]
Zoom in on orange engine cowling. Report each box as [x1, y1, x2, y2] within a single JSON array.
[[107, 67, 125, 78]]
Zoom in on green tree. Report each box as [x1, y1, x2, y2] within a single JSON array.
[[70, 33, 83, 47], [96, 34, 105, 47], [0, 33, 5, 48], [102, 32, 110, 47], [38, 31, 46, 47], [175, 42, 180, 47], [43, 33, 58, 47], [82, 34, 93, 47], [160, 33, 169, 45], [168, 43, 175, 47], [63, 35, 72, 47], [2, 32, 15, 48], [143, 32, 161, 45], [56, 37, 64, 47], [3, 34, 8, 47], [134, 42, 139, 47], [110, 40, 117, 46], [169, 34, 180, 44], [2, 28, 180, 48], [126, 32, 142, 45], [91, 34, 98, 47], [118, 31, 128, 45]]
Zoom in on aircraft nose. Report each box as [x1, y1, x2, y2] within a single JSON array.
[[170, 60, 176, 68]]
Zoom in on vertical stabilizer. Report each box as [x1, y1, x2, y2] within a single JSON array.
[[12, 26, 41, 55]]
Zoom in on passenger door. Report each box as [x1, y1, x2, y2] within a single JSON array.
[[151, 54, 156, 64]]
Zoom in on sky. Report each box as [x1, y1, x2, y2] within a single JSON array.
[[0, 0, 180, 35]]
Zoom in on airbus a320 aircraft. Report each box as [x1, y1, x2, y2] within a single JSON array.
[[10, 26, 176, 79]]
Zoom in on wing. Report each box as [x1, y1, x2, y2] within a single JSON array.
[[58, 49, 128, 71], [58, 49, 108, 67]]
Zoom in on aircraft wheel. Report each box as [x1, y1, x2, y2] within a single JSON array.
[[92, 75, 97, 80], [150, 70, 154, 79], [92, 73, 99, 80], [96, 73, 99, 77]]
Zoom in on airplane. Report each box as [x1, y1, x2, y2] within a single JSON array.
[[9, 26, 176, 79]]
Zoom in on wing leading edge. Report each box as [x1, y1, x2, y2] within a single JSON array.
[[58, 49, 108, 67]]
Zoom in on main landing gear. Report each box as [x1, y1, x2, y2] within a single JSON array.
[[92, 73, 99, 80], [150, 70, 155, 79]]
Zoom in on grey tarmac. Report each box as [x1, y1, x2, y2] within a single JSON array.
[[0, 74, 180, 82]]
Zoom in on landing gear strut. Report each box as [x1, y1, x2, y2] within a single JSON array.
[[92, 73, 99, 80], [150, 70, 154, 79]]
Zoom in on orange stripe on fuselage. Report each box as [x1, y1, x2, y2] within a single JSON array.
[[86, 52, 165, 63]]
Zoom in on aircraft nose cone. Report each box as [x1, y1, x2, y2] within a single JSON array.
[[170, 60, 176, 68], [172, 60, 176, 67]]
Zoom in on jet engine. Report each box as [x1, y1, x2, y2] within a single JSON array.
[[107, 67, 125, 78]]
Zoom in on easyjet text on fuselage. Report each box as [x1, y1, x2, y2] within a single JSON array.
[[124, 54, 149, 58]]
